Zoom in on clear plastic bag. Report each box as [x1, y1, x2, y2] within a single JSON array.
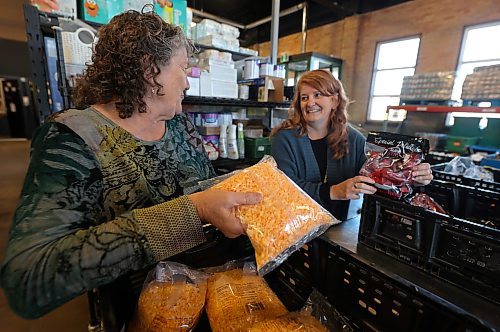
[[127, 261, 209, 332], [203, 156, 338, 275], [444, 156, 494, 181], [359, 132, 429, 199], [248, 311, 328, 332], [249, 289, 354, 332], [205, 261, 288, 332]]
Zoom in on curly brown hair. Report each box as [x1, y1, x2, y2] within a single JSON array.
[[72, 9, 195, 118], [271, 69, 350, 160]]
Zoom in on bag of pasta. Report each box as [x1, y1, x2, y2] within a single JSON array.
[[205, 262, 288, 332], [127, 261, 208, 332], [210, 156, 338, 275]]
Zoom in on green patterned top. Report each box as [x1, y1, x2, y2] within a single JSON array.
[[0, 107, 215, 318]]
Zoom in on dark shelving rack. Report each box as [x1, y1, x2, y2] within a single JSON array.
[[183, 96, 289, 108], [23, 4, 62, 121]]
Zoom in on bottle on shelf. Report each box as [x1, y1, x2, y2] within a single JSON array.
[[237, 122, 245, 159], [227, 124, 239, 160], [219, 124, 228, 158]]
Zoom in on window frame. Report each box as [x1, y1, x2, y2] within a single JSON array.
[[366, 35, 421, 122], [453, 20, 500, 102], [449, 20, 500, 124]]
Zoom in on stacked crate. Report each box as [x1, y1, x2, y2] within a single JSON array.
[[358, 163, 500, 306]]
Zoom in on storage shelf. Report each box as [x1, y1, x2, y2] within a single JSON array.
[[183, 96, 290, 108], [196, 44, 255, 61], [387, 105, 500, 113]]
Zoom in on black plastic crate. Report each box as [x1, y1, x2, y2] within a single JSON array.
[[281, 243, 313, 281], [432, 163, 500, 192], [265, 263, 311, 311], [323, 247, 487, 332], [359, 194, 435, 269], [425, 151, 457, 165], [463, 188, 499, 230], [418, 180, 464, 216], [360, 193, 500, 305], [429, 215, 500, 304]]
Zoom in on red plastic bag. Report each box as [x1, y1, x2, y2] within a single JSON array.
[[408, 193, 446, 214], [359, 132, 429, 199]]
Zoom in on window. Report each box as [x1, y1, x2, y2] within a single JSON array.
[[367, 37, 420, 121], [450, 21, 500, 124]]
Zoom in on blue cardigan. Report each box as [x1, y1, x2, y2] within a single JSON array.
[[271, 126, 367, 221]]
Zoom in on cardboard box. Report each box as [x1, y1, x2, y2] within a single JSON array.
[[154, 0, 187, 32], [198, 126, 220, 135], [32, 0, 76, 16], [258, 76, 284, 102], [81, 0, 122, 24]]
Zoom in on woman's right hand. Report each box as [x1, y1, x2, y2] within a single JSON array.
[[189, 189, 262, 238], [329, 175, 377, 200]]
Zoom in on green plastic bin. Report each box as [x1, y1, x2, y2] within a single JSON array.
[[245, 137, 271, 159], [446, 135, 478, 153]]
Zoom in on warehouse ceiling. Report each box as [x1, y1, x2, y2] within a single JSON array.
[[187, 0, 414, 47]]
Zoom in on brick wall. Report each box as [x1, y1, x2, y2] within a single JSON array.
[[253, 0, 500, 125]]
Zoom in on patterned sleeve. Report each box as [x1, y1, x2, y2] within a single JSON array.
[[0, 122, 205, 318]]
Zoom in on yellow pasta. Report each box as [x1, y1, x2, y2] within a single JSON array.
[[213, 158, 337, 274], [206, 268, 288, 332]]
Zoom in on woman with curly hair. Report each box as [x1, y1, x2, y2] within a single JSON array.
[[0, 9, 261, 320], [271, 69, 432, 221]]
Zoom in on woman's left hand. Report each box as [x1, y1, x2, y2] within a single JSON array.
[[412, 163, 433, 186]]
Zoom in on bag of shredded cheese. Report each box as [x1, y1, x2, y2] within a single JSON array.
[[248, 311, 328, 332], [205, 262, 288, 332], [208, 156, 339, 275], [249, 289, 354, 332], [127, 261, 208, 332]]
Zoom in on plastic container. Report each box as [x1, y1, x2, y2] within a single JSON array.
[[243, 59, 260, 79], [359, 193, 500, 305], [202, 135, 219, 147], [227, 124, 239, 160], [323, 244, 490, 331], [237, 122, 245, 159], [446, 135, 478, 153], [201, 113, 219, 127], [432, 162, 499, 192], [245, 137, 271, 159], [218, 124, 228, 158]]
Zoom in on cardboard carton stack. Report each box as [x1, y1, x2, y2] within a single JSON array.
[[461, 64, 500, 101], [400, 72, 456, 101]]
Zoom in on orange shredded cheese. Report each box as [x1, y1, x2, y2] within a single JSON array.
[[127, 280, 207, 331], [206, 268, 288, 332], [249, 312, 328, 331], [213, 159, 336, 273]]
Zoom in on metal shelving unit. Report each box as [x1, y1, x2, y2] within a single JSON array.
[[383, 104, 500, 136], [23, 4, 62, 121], [183, 96, 289, 108]]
